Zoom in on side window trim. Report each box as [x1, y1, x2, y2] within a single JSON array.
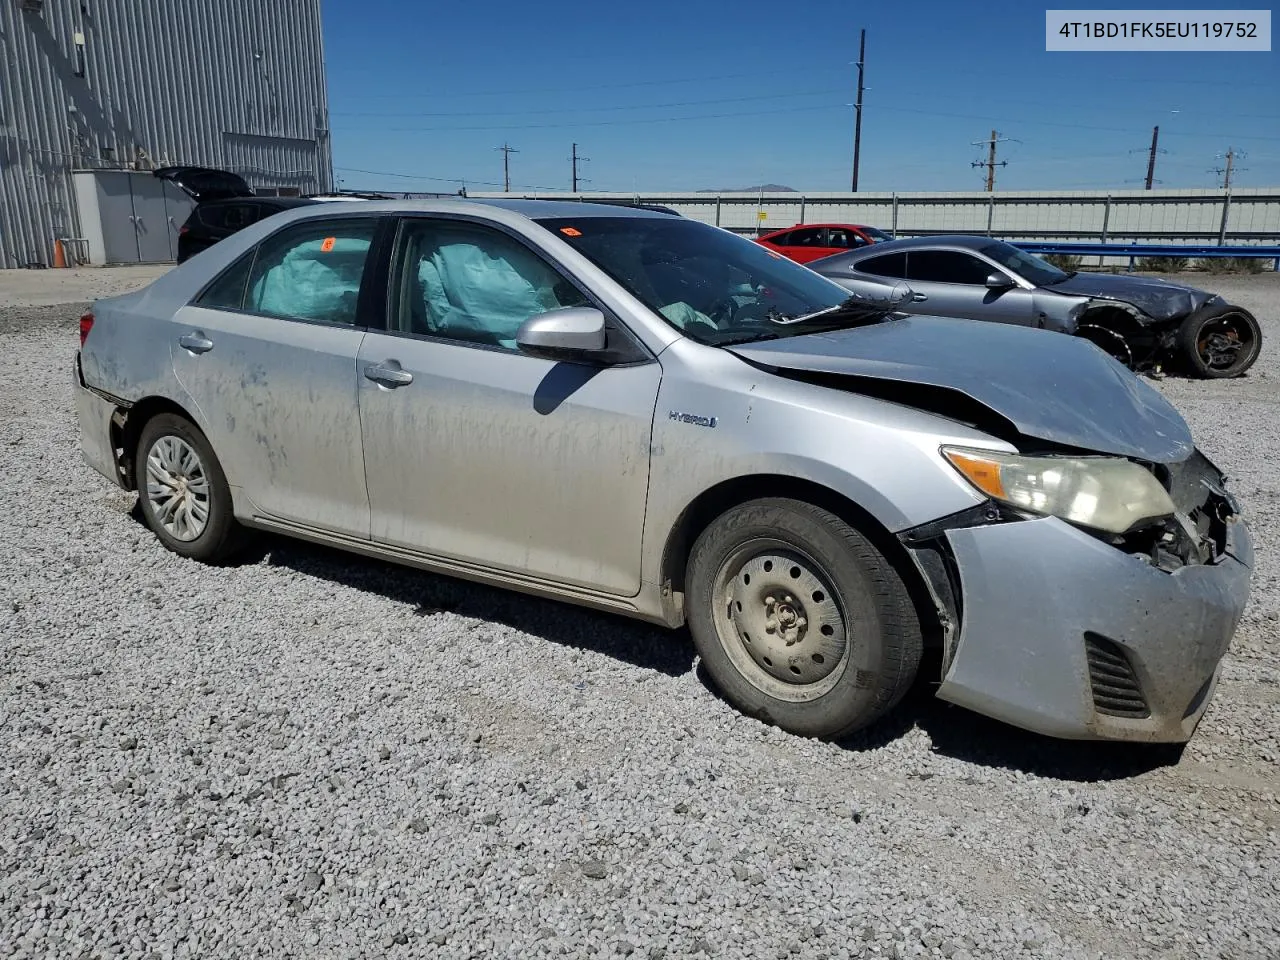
[[380, 213, 654, 364]]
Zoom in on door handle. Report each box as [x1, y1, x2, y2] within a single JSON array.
[[911, 293, 928, 302], [364, 361, 413, 388], [178, 332, 214, 354]]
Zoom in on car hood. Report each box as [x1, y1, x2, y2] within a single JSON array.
[[1045, 271, 1217, 321], [726, 315, 1194, 463]]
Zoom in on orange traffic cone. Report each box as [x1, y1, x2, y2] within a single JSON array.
[[52, 239, 67, 269]]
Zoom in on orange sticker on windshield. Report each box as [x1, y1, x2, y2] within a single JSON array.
[[320, 237, 335, 252], [560, 226, 583, 237]]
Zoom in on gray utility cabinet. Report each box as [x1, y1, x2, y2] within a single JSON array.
[[72, 170, 195, 265]]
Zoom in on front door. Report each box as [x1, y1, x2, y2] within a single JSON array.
[[904, 249, 1036, 325], [170, 215, 380, 536], [356, 216, 661, 596]]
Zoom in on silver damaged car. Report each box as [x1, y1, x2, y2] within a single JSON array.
[[73, 200, 1253, 744]]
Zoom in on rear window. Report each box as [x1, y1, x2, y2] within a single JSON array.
[[855, 252, 907, 278]]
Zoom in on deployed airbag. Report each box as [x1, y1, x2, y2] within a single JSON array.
[[419, 234, 565, 348], [251, 236, 370, 325]]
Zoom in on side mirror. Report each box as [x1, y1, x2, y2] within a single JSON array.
[[985, 272, 1015, 289], [516, 306, 608, 363]]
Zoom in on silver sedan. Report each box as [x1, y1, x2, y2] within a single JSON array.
[[74, 200, 1253, 743], [809, 235, 1263, 378]]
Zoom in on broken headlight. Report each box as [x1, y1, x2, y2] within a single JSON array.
[[941, 446, 1176, 535]]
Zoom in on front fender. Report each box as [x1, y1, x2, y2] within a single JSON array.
[[638, 352, 1011, 592]]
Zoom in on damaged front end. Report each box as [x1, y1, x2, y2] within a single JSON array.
[[1072, 290, 1226, 374], [898, 448, 1253, 742]]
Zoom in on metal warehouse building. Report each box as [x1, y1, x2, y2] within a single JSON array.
[[1, 0, 333, 268]]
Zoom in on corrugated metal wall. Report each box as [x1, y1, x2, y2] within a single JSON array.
[[0, 0, 332, 268], [474, 188, 1280, 246]]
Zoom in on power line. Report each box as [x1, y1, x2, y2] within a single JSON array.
[[333, 88, 845, 119], [379, 102, 847, 133], [333, 164, 561, 192], [328, 69, 811, 102]]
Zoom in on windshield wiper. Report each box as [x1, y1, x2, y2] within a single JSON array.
[[1046, 270, 1078, 284], [771, 295, 888, 325]]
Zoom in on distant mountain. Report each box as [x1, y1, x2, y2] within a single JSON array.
[[697, 183, 798, 193]]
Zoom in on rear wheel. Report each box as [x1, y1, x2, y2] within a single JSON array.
[[686, 498, 922, 740], [135, 413, 247, 563], [1178, 304, 1262, 378]]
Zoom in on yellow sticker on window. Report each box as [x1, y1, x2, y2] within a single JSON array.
[[559, 227, 583, 237], [320, 237, 335, 252]]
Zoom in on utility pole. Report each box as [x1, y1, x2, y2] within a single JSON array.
[[971, 129, 1011, 191], [571, 142, 589, 192], [1210, 147, 1246, 189], [495, 143, 518, 192], [1144, 125, 1159, 189], [851, 28, 866, 192]]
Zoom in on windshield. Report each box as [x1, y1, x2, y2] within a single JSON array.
[[537, 216, 894, 344], [864, 227, 896, 242], [978, 240, 1070, 286]]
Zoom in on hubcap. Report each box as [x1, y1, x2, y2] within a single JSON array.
[[714, 545, 850, 702], [145, 436, 210, 542]]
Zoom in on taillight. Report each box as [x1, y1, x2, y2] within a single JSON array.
[[179, 225, 189, 235], [79, 311, 94, 347]]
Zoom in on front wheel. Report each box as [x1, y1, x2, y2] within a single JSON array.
[[685, 498, 922, 740], [1178, 304, 1262, 378], [135, 413, 247, 563]]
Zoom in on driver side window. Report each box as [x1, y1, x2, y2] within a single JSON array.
[[390, 219, 589, 351]]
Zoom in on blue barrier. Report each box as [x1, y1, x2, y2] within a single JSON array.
[[1011, 241, 1280, 271]]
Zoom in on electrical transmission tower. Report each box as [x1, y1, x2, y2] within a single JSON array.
[[495, 143, 518, 192], [1210, 147, 1247, 189], [971, 129, 1012, 191], [571, 142, 590, 192]]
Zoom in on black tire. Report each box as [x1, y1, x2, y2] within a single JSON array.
[[1177, 304, 1262, 378], [686, 497, 922, 740], [135, 413, 247, 563]]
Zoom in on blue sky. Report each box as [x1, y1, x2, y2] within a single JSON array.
[[322, 0, 1278, 194]]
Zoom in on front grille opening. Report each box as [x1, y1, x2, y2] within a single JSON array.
[[1085, 632, 1150, 719]]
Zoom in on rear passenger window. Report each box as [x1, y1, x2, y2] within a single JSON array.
[[194, 250, 255, 310], [244, 219, 377, 326], [856, 252, 907, 278]]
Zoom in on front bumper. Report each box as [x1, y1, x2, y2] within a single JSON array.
[[908, 511, 1252, 743]]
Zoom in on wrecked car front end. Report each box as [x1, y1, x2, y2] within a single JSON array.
[[728, 317, 1253, 742], [900, 449, 1252, 741]]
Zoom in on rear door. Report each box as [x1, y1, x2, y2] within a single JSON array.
[[170, 215, 384, 536], [904, 249, 1036, 325], [779, 227, 830, 263]]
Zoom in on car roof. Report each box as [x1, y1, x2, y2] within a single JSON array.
[[762, 223, 874, 235], [231, 197, 683, 223], [849, 234, 1000, 252]]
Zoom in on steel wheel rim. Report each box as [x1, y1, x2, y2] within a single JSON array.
[[1197, 313, 1254, 370], [712, 539, 850, 703], [144, 436, 210, 542]]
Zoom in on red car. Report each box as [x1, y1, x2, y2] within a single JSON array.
[[755, 223, 896, 264]]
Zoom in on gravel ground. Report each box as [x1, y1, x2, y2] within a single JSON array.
[[1, 270, 1278, 960]]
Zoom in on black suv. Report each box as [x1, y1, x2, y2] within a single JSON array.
[[154, 166, 319, 263]]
